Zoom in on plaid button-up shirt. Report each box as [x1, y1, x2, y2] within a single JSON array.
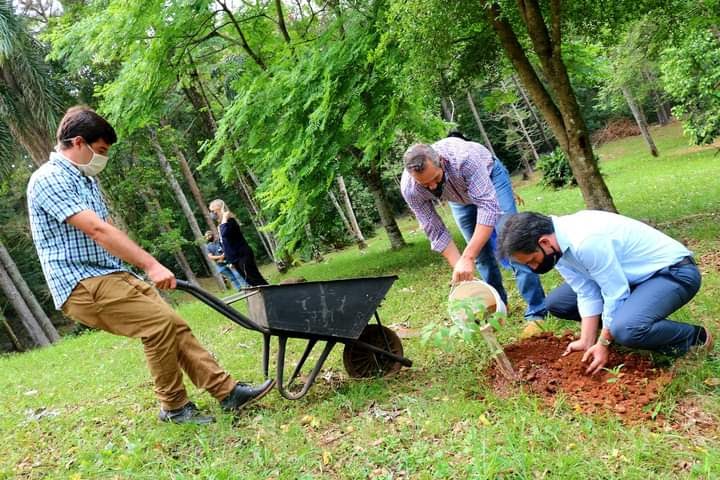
[[400, 137, 500, 253], [27, 152, 125, 310]]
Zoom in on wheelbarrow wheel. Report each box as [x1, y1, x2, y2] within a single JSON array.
[[343, 325, 403, 378]]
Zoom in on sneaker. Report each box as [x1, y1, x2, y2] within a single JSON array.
[[159, 401, 215, 425], [691, 326, 714, 354], [520, 320, 545, 340], [220, 379, 275, 411]]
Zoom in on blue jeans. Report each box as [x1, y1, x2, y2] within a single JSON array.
[[546, 261, 702, 355], [449, 159, 547, 320], [217, 263, 249, 290]]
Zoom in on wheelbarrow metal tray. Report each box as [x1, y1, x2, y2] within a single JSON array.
[[247, 275, 397, 339]]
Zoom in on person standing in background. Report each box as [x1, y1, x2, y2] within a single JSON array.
[[208, 199, 269, 287], [205, 230, 249, 290]]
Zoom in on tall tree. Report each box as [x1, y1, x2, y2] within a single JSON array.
[[0, 239, 58, 342], [485, 1, 616, 211], [0, 2, 62, 166], [149, 128, 225, 288], [0, 255, 49, 348]]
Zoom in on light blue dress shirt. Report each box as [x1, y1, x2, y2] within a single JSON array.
[[552, 210, 691, 329]]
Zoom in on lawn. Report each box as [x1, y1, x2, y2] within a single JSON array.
[[1, 122, 719, 479]]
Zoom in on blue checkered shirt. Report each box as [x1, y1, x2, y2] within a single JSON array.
[[27, 152, 126, 310]]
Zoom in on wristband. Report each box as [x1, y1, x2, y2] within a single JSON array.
[[597, 336, 611, 347]]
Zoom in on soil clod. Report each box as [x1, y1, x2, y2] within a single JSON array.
[[487, 333, 673, 422]]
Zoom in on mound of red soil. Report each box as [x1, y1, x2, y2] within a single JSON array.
[[591, 118, 642, 146], [488, 332, 673, 422]]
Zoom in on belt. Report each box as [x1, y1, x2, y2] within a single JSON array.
[[672, 256, 695, 267]]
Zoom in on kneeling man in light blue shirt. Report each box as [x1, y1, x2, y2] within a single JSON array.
[[498, 210, 712, 375]]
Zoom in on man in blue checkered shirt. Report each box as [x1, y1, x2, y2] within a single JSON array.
[[27, 106, 273, 424]]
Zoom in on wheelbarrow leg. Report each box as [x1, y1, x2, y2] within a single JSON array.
[[262, 333, 271, 379], [374, 312, 394, 354], [277, 336, 336, 400], [288, 339, 318, 385]]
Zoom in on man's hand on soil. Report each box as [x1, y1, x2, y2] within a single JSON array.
[[146, 263, 177, 290], [581, 343, 609, 375], [562, 339, 593, 357], [452, 256, 475, 285]]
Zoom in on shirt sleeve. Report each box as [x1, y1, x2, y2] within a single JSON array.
[[459, 148, 500, 227], [30, 172, 89, 223], [555, 263, 604, 319], [401, 188, 452, 253], [574, 236, 631, 329]]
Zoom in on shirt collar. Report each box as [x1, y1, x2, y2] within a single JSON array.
[[49, 151, 94, 184], [551, 215, 571, 253]]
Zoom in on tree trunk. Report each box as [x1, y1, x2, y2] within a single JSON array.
[[512, 75, 554, 151], [621, 85, 659, 157], [172, 145, 216, 233], [642, 69, 671, 126], [487, 1, 616, 212], [466, 90, 496, 156], [234, 171, 275, 259], [0, 309, 24, 352], [509, 100, 540, 168], [329, 190, 354, 237], [275, 0, 292, 45], [336, 176, 367, 249], [142, 193, 200, 286], [0, 239, 59, 342], [149, 129, 224, 289], [355, 160, 405, 250], [7, 121, 53, 168], [711, 25, 720, 44], [0, 258, 49, 347], [304, 224, 324, 261], [441, 97, 454, 122]]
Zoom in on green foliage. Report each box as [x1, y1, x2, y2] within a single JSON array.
[[205, 5, 445, 255], [536, 148, 578, 189], [0, 2, 64, 162], [4, 125, 720, 478], [604, 363, 625, 383], [421, 296, 505, 351], [661, 30, 720, 144]]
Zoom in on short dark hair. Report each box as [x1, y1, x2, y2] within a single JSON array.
[[447, 130, 470, 141], [56, 106, 117, 148], [498, 212, 555, 258]]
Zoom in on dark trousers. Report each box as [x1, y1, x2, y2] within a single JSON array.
[[546, 261, 702, 355], [231, 254, 268, 286]]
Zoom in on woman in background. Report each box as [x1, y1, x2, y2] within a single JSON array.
[[208, 199, 269, 287]]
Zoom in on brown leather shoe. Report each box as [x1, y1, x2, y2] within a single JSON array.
[[691, 327, 714, 354], [520, 320, 545, 340]]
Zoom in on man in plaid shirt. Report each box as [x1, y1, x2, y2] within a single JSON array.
[[401, 136, 547, 331], [27, 106, 273, 424]]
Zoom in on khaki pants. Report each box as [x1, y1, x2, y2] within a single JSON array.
[[62, 272, 236, 410]]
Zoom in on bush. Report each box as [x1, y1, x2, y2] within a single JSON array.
[[536, 148, 577, 189]]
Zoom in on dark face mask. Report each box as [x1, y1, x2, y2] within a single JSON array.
[[210, 211, 219, 222], [530, 243, 562, 275], [429, 172, 445, 198]]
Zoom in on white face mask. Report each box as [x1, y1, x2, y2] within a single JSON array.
[[62, 138, 109, 176]]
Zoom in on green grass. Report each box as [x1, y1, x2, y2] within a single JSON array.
[[2, 122, 720, 479]]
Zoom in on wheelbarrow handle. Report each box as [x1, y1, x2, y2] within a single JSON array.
[[175, 280, 266, 333]]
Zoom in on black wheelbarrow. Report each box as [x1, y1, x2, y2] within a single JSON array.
[[175, 276, 412, 399]]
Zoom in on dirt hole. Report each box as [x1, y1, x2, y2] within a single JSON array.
[[487, 332, 673, 422]]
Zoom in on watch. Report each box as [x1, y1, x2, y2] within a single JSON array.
[[597, 336, 612, 347]]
